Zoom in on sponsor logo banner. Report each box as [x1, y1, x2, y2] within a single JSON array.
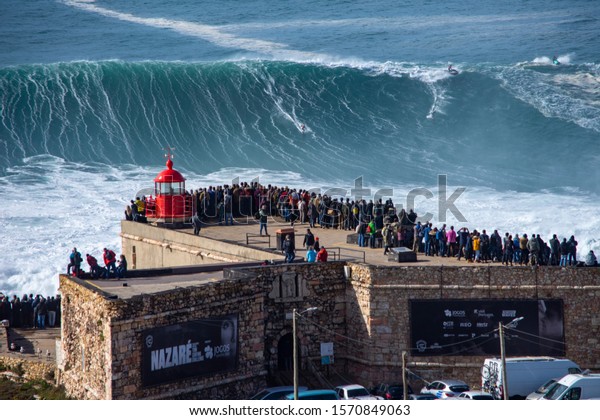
[[410, 299, 564, 356], [141, 315, 238, 387]]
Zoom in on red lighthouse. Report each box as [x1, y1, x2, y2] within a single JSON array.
[[145, 154, 193, 226]]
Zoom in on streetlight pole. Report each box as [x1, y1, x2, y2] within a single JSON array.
[[499, 322, 508, 400], [293, 307, 317, 400], [402, 351, 408, 400], [499, 316, 524, 400], [293, 308, 298, 400]]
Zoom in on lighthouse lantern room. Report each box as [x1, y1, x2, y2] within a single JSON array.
[[145, 153, 192, 226]]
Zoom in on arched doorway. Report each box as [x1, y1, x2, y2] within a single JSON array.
[[277, 333, 294, 371]]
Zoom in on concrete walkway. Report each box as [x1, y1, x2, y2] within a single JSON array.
[[191, 217, 478, 267]]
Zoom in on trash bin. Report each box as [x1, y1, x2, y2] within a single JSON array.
[[276, 228, 296, 251]]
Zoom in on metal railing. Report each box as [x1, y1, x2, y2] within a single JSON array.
[[328, 247, 366, 263], [246, 233, 272, 248]]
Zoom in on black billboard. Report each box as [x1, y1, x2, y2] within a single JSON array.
[[141, 315, 238, 387], [410, 299, 564, 357]]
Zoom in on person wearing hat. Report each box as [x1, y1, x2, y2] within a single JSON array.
[[313, 236, 320, 252]]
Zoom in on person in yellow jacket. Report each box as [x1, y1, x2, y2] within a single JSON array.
[[135, 196, 145, 215], [472, 234, 481, 262]]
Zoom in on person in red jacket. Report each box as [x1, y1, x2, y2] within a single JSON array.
[[316, 247, 328, 262], [103, 248, 117, 278], [86, 253, 102, 279]]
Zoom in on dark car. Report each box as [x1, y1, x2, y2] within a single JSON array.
[[371, 383, 414, 400], [408, 393, 438, 400], [250, 386, 307, 400]]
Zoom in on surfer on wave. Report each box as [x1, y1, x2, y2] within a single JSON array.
[[552, 55, 560, 65], [448, 64, 458, 75]]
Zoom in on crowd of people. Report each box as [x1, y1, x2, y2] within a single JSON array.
[[124, 196, 148, 223], [407, 223, 596, 267], [121, 180, 596, 268], [125, 182, 412, 231], [66, 247, 128, 279], [0, 293, 61, 330]]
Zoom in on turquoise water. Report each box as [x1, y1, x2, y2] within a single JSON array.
[[0, 0, 599, 296]]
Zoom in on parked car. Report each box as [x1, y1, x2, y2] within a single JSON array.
[[526, 378, 560, 400], [456, 391, 494, 400], [420, 379, 470, 399], [371, 383, 414, 400], [284, 390, 340, 400], [250, 386, 308, 400], [335, 384, 384, 400], [408, 393, 438, 400]]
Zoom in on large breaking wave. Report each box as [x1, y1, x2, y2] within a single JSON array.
[[1, 59, 598, 192]]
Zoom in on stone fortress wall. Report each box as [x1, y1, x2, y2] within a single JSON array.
[[58, 254, 600, 398], [58, 273, 268, 399], [120, 221, 280, 268], [345, 264, 600, 387]]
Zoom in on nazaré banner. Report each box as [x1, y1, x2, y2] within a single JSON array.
[[410, 299, 564, 357], [141, 315, 238, 387]]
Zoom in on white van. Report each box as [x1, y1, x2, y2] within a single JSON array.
[[481, 357, 581, 399], [543, 373, 600, 400]]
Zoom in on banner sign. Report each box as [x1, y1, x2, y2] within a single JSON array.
[[410, 299, 564, 357], [141, 315, 238, 387]]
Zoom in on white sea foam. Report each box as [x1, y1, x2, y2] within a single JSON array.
[[497, 61, 600, 133], [61, 0, 330, 63], [532, 54, 573, 65], [1, 159, 598, 298], [0, 157, 151, 298]]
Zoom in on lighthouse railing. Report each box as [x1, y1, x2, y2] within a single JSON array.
[[145, 197, 157, 218]]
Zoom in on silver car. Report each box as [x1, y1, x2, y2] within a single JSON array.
[[456, 391, 494, 400], [335, 384, 384, 400], [526, 378, 559, 400], [420, 379, 470, 399]]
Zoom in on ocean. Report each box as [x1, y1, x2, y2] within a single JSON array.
[[1, 0, 599, 297]]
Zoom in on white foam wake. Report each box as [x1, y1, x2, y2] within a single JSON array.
[[61, 0, 330, 63]]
